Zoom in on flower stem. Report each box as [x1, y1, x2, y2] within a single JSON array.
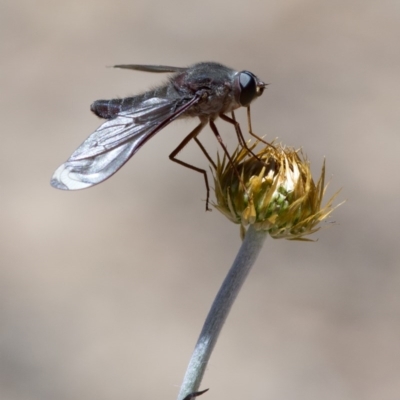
[[177, 225, 268, 400]]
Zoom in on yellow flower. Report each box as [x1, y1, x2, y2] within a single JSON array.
[[212, 142, 340, 240]]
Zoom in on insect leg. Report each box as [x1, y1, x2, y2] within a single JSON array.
[[169, 120, 212, 211], [219, 113, 268, 163], [245, 106, 276, 148], [209, 120, 249, 196], [193, 137, 217, 169]]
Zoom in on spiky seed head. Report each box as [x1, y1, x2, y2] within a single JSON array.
[[212, 143, 340, 240]]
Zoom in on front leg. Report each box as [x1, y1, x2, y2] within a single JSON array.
[[219, 113, 270, 164]]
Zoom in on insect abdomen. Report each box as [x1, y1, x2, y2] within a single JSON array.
[[90, 97, 136, 119]]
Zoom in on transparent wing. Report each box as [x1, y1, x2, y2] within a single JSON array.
[[51, 95, 200, 190]]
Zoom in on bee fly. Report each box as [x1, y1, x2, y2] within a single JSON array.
[[51, 62, 267, 210]]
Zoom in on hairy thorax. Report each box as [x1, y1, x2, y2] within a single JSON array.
[[182, 86, 240, 120]]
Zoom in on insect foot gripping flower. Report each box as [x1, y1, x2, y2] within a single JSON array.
[[212, 143, 340, 240]]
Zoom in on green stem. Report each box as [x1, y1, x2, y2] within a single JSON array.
[[177, 225, 268, 400]]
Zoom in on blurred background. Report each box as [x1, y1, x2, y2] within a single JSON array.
[[1, 1, 399, 399]]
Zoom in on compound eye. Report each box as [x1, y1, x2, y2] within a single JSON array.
[[239, 71, 257, 106]]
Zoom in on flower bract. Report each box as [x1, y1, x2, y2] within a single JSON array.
[[212, 142, 340, 240]]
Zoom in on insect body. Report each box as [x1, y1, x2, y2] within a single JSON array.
[[51, 62, 267, 209]]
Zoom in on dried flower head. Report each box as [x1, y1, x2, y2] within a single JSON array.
[[212, 142, 340, 240]]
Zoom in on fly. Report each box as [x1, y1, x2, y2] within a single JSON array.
[[51, 62, 267, 210]]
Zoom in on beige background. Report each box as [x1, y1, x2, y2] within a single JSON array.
[[1, 1, 399, 399]]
